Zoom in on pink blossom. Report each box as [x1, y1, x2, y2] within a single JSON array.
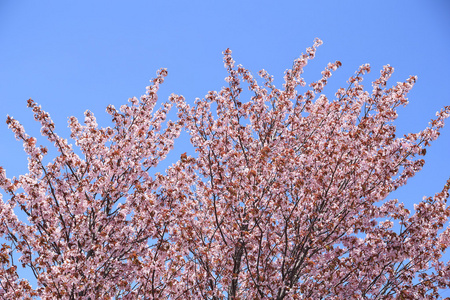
[[0, 40, 449, 299]]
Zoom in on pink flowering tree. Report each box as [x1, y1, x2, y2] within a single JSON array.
[[1, 39, 450, 299]]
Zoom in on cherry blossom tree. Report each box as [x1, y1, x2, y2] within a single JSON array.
[[1, 39, 450, 299]]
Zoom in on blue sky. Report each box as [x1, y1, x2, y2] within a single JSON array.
[[1, 0, 449, 292]]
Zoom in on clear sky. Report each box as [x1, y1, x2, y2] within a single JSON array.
[[1, 0, 449, 293]]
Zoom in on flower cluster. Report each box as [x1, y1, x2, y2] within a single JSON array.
[[1, 40, 449, 299]]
